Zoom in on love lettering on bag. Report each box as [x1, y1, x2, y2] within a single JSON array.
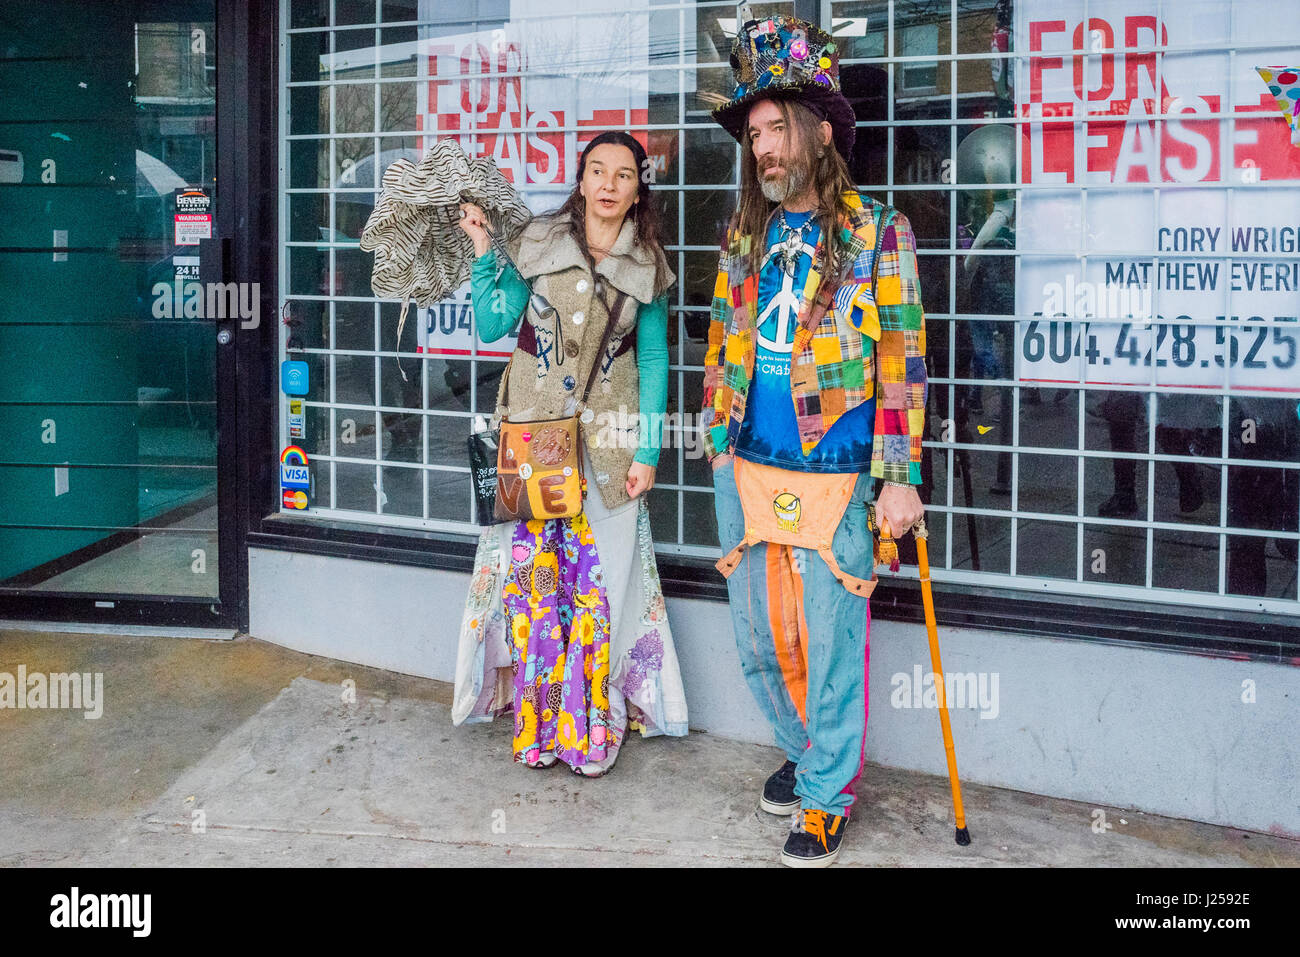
[[489, 291, 629, 523], [494, 419, 582, 520]]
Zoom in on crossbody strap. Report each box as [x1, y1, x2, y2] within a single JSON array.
[[578, 290, 630, 409], [495, 287, 630, 421]]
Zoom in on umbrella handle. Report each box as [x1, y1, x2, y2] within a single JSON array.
[[480, 220, 561, 328]]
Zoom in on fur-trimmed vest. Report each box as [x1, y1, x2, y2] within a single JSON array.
[[494, 214, 673, 511]]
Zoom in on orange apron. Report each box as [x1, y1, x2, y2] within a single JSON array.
[[714, 457, 877, 597]]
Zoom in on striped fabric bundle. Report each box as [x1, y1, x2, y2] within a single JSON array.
[[360, 139, 532, 309]]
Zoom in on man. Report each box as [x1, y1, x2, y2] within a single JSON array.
[[701, 12, 927, 867]]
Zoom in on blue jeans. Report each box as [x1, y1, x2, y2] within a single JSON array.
[[712, 458, 875, 817]]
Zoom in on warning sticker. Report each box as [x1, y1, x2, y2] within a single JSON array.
[[175, 213, 211, 246]]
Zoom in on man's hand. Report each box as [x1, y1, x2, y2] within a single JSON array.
[[626, 462, 656, 499], [711, 453, 734, 472], [875, 483, 923, 538]]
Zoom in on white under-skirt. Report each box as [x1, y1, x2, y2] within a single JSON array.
[[452, 454, 689, 754]]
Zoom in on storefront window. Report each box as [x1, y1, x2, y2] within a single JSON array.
[[281, 0, 1300, 615], [2, 3, 221, 601]]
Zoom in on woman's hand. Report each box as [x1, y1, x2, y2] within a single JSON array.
[[457, 202, 491, 258], [626, 462, 656, 499]]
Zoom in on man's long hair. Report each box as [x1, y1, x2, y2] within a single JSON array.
[[735, 98, 858, 281]]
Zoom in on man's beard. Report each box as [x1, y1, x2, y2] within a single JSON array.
[[759, 157, 811, 204]]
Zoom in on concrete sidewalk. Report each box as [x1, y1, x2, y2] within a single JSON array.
[[1, 629, 1295, 868]]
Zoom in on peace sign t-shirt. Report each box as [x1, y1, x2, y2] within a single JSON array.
[[733, 210, 876, 473]]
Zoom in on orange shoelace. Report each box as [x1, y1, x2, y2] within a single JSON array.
[[795, 808, 841, 851]]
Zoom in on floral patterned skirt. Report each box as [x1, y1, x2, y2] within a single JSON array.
[[453, 489, 689, 771], [504, 512, 615, 767]]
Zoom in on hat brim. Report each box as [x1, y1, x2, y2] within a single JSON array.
[[712, 85, 857, 162]]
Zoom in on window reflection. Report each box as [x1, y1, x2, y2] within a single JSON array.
[[276, 0, 1300, 612]]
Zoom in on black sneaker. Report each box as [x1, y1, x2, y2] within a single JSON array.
[[781, 808, 847, 868], [758, 760, 800, 815]]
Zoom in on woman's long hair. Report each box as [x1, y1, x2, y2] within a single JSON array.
[[734, 98, 858, 281], [544, 130, 670, 297]]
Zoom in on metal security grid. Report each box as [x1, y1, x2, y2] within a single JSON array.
[[828, 0, 1299, 614], [279, 0, 1300, 616], [277, 0, 783, 539]]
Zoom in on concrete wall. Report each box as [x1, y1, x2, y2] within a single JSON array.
[[250, 546, 1300, 837]]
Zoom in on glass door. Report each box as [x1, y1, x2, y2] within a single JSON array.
[[0, 0, 234, 625]]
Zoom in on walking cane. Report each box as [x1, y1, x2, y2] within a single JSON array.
[[877, 513, 972, 846]]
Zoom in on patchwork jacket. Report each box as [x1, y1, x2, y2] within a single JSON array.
[[700, 191, 928, 483]]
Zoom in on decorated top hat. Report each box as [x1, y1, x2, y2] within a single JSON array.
[[710, 13, 856, 161]]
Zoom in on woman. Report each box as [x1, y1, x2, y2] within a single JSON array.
[[451, 131, 688, 776]]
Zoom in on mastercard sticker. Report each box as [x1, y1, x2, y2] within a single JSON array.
[[282, 488, 309, 510]]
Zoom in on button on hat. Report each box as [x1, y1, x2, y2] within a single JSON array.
[[706, 14, 856, 162]]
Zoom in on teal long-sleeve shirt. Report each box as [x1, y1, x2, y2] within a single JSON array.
[[470, 248, 668, 468]]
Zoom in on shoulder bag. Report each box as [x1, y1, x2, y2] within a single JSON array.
[[488, 288, 629, 523]]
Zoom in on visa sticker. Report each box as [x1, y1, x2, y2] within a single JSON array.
[[280, 464, 310, 489], [288, 398, 305, 440], [280, 446, 310, 491]]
